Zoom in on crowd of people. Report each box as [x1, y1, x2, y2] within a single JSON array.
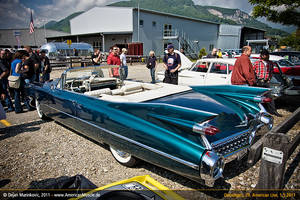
[[0, 46, 51, 114]]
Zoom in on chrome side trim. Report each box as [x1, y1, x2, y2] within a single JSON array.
[[201, 135, 212, 150], [44, 104, 200, 170]]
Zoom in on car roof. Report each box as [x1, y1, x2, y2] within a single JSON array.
[[198, 58, 236, 65], [250, 54, 285, 61]]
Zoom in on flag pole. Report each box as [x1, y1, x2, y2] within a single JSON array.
[[29, 10, 36, 47], [33, 29, 37, 47]]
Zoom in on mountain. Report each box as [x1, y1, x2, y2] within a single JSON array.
[[109, 0, 289, 37], [43, 0, 289, 37], [43, 11, 84, 33]]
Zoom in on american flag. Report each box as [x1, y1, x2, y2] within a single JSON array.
[[29, 11, 34, 34]]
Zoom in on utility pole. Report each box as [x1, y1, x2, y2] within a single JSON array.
[[43, 20, 47, 43], [137, 0, 140, 42]]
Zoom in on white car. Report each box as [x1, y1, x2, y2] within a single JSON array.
[[157, 54, 300, 97], [158, 57, 236, 86]]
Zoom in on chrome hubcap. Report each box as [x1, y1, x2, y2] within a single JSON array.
[[116, 150, 130, 158]]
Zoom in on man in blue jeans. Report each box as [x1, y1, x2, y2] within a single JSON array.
[[120, 48, 128, 80]]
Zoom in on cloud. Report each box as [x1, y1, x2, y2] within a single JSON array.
[[36, 0, 121, 26], [192, 0, 253, 13], [0, 0, 32, 28], [0, 0, 120, 28]]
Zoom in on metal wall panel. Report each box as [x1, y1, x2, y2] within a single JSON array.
[[217, 24, 241, 50], [70, 7, 133, 35]]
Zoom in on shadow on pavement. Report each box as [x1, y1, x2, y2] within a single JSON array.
[[0, 179, 10, 188], [0, 120, 47, 141], [55, 122, 230, 199]]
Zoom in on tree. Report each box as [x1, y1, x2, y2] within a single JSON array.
[[279, 32, 300, 51], [249, 0, 300, 27], [198, 48, 207, 59]]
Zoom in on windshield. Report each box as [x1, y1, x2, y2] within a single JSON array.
[[190, 61, 209, 72], [277, 59, 294, 67]]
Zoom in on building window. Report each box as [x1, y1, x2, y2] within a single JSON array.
[[139, 20, 144, 27], [93, 41, 102, 50], [163, 24, 172, 36], [152, 21, 156, 27]]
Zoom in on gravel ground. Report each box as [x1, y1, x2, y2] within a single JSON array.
[[0, 63, 299, 199]]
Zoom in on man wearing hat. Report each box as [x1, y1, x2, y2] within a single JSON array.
[[163, 44, 181, 85]]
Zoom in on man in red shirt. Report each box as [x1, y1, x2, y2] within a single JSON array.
[[107, 46, 121, 78], [231, 46, 256, 86], [253, 49, 274, 87]]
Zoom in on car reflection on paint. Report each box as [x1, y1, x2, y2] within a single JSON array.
[[29, 65, 273, 187]]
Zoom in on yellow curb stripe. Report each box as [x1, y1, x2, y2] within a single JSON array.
[[0, 120, 11, 127]]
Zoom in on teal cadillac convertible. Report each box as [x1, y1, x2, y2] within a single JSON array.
[[29, 65, 273, 187]]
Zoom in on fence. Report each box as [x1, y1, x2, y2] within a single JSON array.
[[49, 56, 93, 69], [247, 107, 300, 190], [50, 54, 198, 69]]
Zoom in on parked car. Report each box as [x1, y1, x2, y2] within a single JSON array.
[[250, 54, 300, 76], [270, 51, 300, 65], [29, 65, 273, 187], [158, 55, 300, 97]]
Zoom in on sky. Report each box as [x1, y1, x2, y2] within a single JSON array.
[[0, 0, 295, 32]]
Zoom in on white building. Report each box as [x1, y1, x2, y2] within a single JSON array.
[[47, 6, 265, 56]]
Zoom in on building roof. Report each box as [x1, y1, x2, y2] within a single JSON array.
[[133, 7, 220, 25]]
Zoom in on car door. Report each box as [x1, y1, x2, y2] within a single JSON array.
[[178, 61, 209, 86], [205, 62, 230, 85], [46, 76, 80, 130]]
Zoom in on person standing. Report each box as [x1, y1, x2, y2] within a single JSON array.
[[120, 48, 128, 80], [73, 48, 79, 56], [0, 50, 14, 112], [217, 49, 223, 58], [206, 48, 219, 58], [0, 79, 6, 120], [10, 51, 32, 113], [18, 51, 35, 111], [107, 46, 121, 78], [91, 48, 102, 66], [40, 50, 51, 82], [231, 46, 256, 86], [253, 49, 274, 88], [146, 51, 157, 83], [163, 44, 181, 85], [253, 49, 281, 117], [24, 46, 40, 82], [180, 48, 185, 55], [21, 51, 35, 84]]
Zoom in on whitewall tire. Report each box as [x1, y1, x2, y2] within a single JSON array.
[[36, 99, 47, 120], [109, 146, 138, 167]]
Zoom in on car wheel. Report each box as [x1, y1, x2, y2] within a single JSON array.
[[35, 99, 47, 120], [109, 146, 138, 167]]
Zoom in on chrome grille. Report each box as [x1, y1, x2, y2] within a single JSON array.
[[212, 132, 250, 157]]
